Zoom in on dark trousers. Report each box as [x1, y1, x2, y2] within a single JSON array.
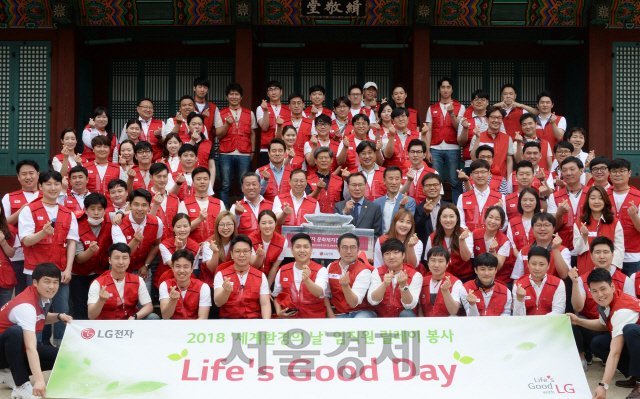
[[69, 274, 97, 320], [591, 324, 640, 378], [565, 256, 578, 314], [572, 316, 605, 353], [0, 326, 58, 386], [12, 260, 29, 296], [259, 152, 270, 168]]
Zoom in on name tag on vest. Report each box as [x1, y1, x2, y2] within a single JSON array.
[[127, 236, 131, 239], [466, 201, 472, 205], [510, 204, 516, 207], [525, 296, 531, 300], [36, 314, 45, 321], [190, 209, 196, 212], [515, 231, 520, 235], [475, 246, 481, 251], [14, 200, 20, 203], [37, 216, 44, 220], [84, 241, 91, 245], [328, 273, 341, 279], [522, 255, 528, 260], [588, 232, 597, 237], [134, 179, 139, 182], [88, 170, 94, 173], [283, 278, 288, 281]]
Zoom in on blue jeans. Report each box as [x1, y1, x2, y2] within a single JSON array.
[[218, 154, 251, 207], [622, 261, 640, 277], [41, 281, 69, 346], [431, 148, 462, 204], [399, 309, 417, 317], [335, 310, 377, 319]]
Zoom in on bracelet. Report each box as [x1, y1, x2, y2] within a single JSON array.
[[584, 169, 590, 173], [176, 181, 183, 186]]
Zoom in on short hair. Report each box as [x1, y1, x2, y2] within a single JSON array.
[[520, 113, 536, 125], [134, 141, 153, 154], [309, 85, 325, 95], [470, 159, 491, 173], [515, 160, 534, 174], [484, 205, 505, 225], [137, 98, 153, 107], [149, 162, 169, 176], [408, 139, 426, 152], [333, 96, 351, 109], [225, 82, 243, 97], [16, 159, 39, 174], [475, 145, 494, 158], [179, 95, 195, 106], [474, 252, 498, 268], [193, 77, 210, 88], [84, 192, 107, 209], [178, 144, 197, 157], [590, 236, 614, 254], [314, 146, 334, 159], [356, 140, 376, 154], [527, 246, 550, 263], [186, 111, 204, 125], [351, 113, 370, 125], [523, 141, 541, 154], [383, 166, 402, 179], [437, 77, 454, 89], [60, 127, 77, 141], [565, 127, 586, 141], [427, 245, 450, 263], [289, 169, 307, 180], [518, 187, 541, 215], [391, 107, 410, 119], [291, 232, 312, 246], [392, 83, 407, 93], [288, 92, 304, 103], [590, 156, 611, 170], [471, 90, 490, 101], [240, 172, 260, 185], [38, 170, 62, 185], [421, 172, 441, 186], [500, 83, 517, 95], [107, 179, 127, 192], [192, 166, 210, 179], [230, 234, 252, 251], [315, 114, 332, 126], [91, 135, 111, 148], [486, 106, 506, 118], [554, 141, 574, 154], [587, 267, 612, 287], [266, 80, 282, 90], [609, 158, 631, 171], [348, 84, 362, 95], [337, 233, 359, 249], [381, 238, 405, 255], [69, 165, 88, 178], [346, 172, 366, 185], [32, 262, 61, 281], [531, 212, 556, 226], [129, 188, 152, 204], [171, 249, 194, 266], [109, 243, 131, 256], [536, 90, 554, 104], [560, 156, 584, 170]]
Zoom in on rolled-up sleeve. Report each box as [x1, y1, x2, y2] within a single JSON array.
[[612, 221, 625, 269]]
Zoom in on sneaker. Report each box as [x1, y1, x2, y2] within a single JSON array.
[[581, 359, 588, 371], [584, 352, 593, 365], [11, 382, 41, 399], [0, 369, 15, 388]]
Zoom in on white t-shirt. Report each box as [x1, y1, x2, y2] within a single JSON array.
[[272, 265, 329, 298], [599, 308, 640, 338], [8, 299, 50, 332], [87, 275, 152, 305], [324, 261, 372, 307], [159, 281, 212, 307], [213, 269, 270, 295]]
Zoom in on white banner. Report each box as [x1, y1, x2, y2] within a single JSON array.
[[47, 316, 590, 399]]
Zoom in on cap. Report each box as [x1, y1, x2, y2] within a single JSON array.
[[363, 82, 378, 90]]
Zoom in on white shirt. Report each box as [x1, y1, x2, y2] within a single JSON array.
[[177, 197, 226, 217], [551, 151, 588, 172], [8, 298, 50, 332], [213, 269, 270, 295], [159, 281, 212, 307], [456, 187, 507, 231], [461, 284, 513, 316], [159, 241, 188, 265], [120, 117, 165, 143], [111, 214, 164, 244], [374, 238, 423, 269], [88, 274, 152, 305], [324, 260, 372, 308], [272, 190, 321, 217], [57, 190, 91, 209], [537, 114, 567, 133], [510, 246, 572, 280], [251, 238, 288, 261], [426, 101, 466, 150], [512, 275, 566, 316], [3, 190, 41, 262], [52, 155, 81, 172], [472, 233, 512, 259], [547, 189, 585, 256], [230, 196, 268, 223], [382, 192, 401, 234], [350, 107, 375, 123], [256, 105, 283, 152], [93, 162, 130, 183], [599, 307, 640, 338], [272, 264, 329, 298], [203, 241, 231, 263], [612, 191, 640, 262], [162, 118, 210, 140], [304, 137, 332, 156], [572, 219, 625, 268], [367, 268, 423, 309]]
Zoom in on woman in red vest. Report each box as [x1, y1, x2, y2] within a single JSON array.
[[425, 204, 473, 281], [282, 125, 307, 171], [0, 201, 18, 307], [513, 246, 565, 315], [82, 107, 116, 163], [156, 213, 200, 288], [117, 140, 136, 175], [249, 210, 286, 286], [159, 249, 211, 320], [52, 128, 86, 176], [471, 206, 514, 282], [202, 211, 237, 288], [160, 133, 183, 175], [185, 112, 214, 170], [504, 188, 539, 284], [373, 209, 423, 273], [378, 102, 395, 139], [574, 186, 624, 276], [114, 119, 141, 166]]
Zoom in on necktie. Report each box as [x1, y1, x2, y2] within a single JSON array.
[[353, 202, 360, 225]]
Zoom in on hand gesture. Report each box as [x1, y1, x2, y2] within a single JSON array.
[[494, 101, 506, 109], [405, 168, 416, 181], [202, 108, 210, 118], [339, 272, 350, 287], [466, 289, 478, 307], [628, 201, 639, 217], [88, 117, 96, 129], [440, 276, 452, 292], [552, 233, 563, 251], [42, 221, 54, 236], [539, 181, 553, 198], [61, 146, 71, 158], [125, 203, 131, 213], [341, 168, 351, 180], [127, 167, 136, 179], [489, 237, 499, 252], [262, 168, 271, 181], [399, 193, 410, 208], [514, 131, 523, 143], [301, 265, 312, 282], [396, 271, 408, 286], [316, 179, 326, 190], [119, 155, 128, 168], [176, 173, 186, 185], [423, 199, 434, 215], [283, 202, 293, 215], [112, 213, 123, 226], [310, 135, 318, 147], [461, 118, 469, 129], [568, 267, 580, 284], [555, 176, 566, 189], [256, 244, 265, 257], [261, 99, 268, 110], [473, 125, 481, 137], [421, 122, 429, 135], [153, 128, 162, 138], [286, 147, 296, 159], [536, 168, 546, 181], [457, 169, 469, 182], [495, 199, 503, 209], [99, 285, 110, 301], [198, 208, 208, 222], [376, 139, 383, 151], [88, 241, 100, 253], [585, 150, 595, 168], [383, 272, 394, 287], [550, 113, 557, 125], [226, 115, 235, 126], [133, 227, 144, 243], [388, 125, 397, 137], [516, 283, 526, 302], [459, 227, 470, 241], [234, 201, 245, 215], [153, 192, 163, 206], [580, 223, 589, 237], [222, 277, 234, 292], [175, 111, 184, 124], [61, 176, 69, 191], [408, 233, 419, 247], [342, 136, 350, 148], [73, 152, 84, 165], [276, 116, 284, 126], [446, 103, 454, 114], [344, 199, 354, 215], [557, 199, 570, 215], [169, 286, 181, 300], [174, 236, 185, 249], [208, 240, 219, 255]]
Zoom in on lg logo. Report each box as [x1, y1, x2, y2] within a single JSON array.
[[81, 328, 95, 340]]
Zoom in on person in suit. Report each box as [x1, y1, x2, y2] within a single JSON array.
[[334, 172, 383, 241], [373, 166, 416, 234], [414, 173, 451, 268]]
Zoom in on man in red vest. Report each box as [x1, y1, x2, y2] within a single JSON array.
[[107, 179, 129, 222], [362, 82, 380, 115], [164, 95, 198, 144], [336, 114, 379, 172], [492, 83, 539, 140], [470, 106, 514, 179], [568, 268, 640, 399], [230, 173, 274, 236], [193, 77, 219, 138], [19, 170, 78, 347], [456, 159, 506, 232], [127, 141, 176, 193], [172, 144, 214, 201], [274, 170, 320, 227], [178, 167, 225, 245], [514, 113, 553, 171], [391, 84, 420, 131], [278, 93, 314, 158], [257, 81, 290, 167], [213, 235, 271, 319], [535, 91, 566, 151], [257, 138, 292, 202], [462, 252, 512, 316], [120, 98, 165, 161], [325, 233, 376, 318], [513, 246, 566, 316], [215, 83, 258, 207], [383, 107, 421, 170], [457, 90, 490, 173], [347, 84, 375, 123], [308, 147, 344, 214], [341, 141, 385, 202], [399, 140, 441, 203], [585, 156, 611, 190], [461, 146, 509, 195], [159, 249, 211, 320], [88, 243, 157, 321], [72, 193, 112, 320], [149, 163, 180, 241], [509, 142, 554, 196], [0, 263, 70, 399], [418, 246, 463, 317], [306, 85, 334, 123], [86, 135, 128, 202], [368, 238, 423, 317], [59, 166, 91, 215], [272, 233, 328, 318]]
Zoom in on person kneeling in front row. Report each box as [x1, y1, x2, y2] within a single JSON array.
[[462, 252, 512, 316], [159, 249, 211, 320]]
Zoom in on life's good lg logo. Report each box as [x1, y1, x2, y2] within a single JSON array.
[[81, 328, 96, 340], [528, 376, 575, 394]]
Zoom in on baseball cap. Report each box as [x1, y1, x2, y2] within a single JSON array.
[[363, 82, 378, 90]]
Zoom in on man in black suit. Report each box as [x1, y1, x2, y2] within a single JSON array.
[[334, 172, 383, 241], [414, 173, 451, 268]]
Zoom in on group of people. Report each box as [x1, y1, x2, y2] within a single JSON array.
[[0, 77, 638, 399]]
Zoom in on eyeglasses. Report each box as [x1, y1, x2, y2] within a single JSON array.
[[233, 249, 252, 255], [349, 93, 362, 97], [409, 150, 424, 155], [610, 169, 629, 176], [290, 180, 306, 185], [478, 155, 493, 160], [591, 166, 608, 173], [556, 150, 571, 156], [472, 98, 487, 103], [316, 123, 330, 128], [267, 88, 280, 92], [136, 150, 153, 155], [138, 106, 153, 110], [423, 183, 441, 188], [533, 223, 553, 229], [471, 170, 489, 176], [340, 245, 358, 252], [219, 223, 234, 228]]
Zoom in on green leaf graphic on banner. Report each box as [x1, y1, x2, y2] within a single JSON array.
[[460, 356, 474, 364], [504, 354, 513, 361], [516, 342, 537, 351], [105, 381, 119, 392], [120, 381, 167, 394], [168, 353, 182, 361], [83, 357, 91, 366], [453, 351, 460, 361], [181, 349, 188, 357]]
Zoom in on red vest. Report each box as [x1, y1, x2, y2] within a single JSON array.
[[82, 127, 117, 162], [170, 171, 197, 201], [8, 190, 42, 215], [343, 134, 376, 172], [429, 232, 473, 280], [85, 162, 121, 203], [575, 216, 619, 275], [198, 101, 218, 136], [304, 106, 332, 119], [519, 138, 551, 166], [519, 243, 567, 278], [249, 230, 286, 278], [219, 263, 264, 319], [554, 189, 587, 250], [363, 168, 387, 202], [305, 138, 340, 176], [407, 108, 419, 131], [463, 279, 510, 316], [289, 153, 306, 170], [184, 197, 223, 244], [460, 189, 502, 232], [219, 107, 252, 154], [420, 272, 460, 317], [384, 131, 421, 170], [477, 131, 510, 178], [462, 116, 486, 160], [327, 258, 376, 315], [171, 117, 193, 144], [137, 119, 164, 161], [580, 269, 627, 319], [277, 194, 318, 227], [603, 290, 640, 334], [61, 193, 85, 214], [153, 192, 180, 241], [429, 101, 461, 146], [330, 119, 354, 137], [164, 276, 206, 320], [23, 201, 73, 272], [261, 104, 291, 149], [283, 117, 313, 156], [278, 262, 326, 318], [374, 264, 418, 317], [0, 225, 17, 289], [154, 237, 200, 289], [608, 186, 640, 253], [509, 216, 535, 251], [404, 165, 438, 204], [636, 272, 640, 299], [93, 271, 140, 320], [0, 286, 45, 335], [510, 168, 550, 194], [118, 215, 160, 272], [257, 164, 292, 202], [535, 116, 563, 151], [195, 139, 213, 169], [516, 274, 562, 315], [472, 229, 512, 283], [73, 215, 112, 276], [53, 154, 88, 174], [307, 174, 343, 214], [502, 108, 525, 139], [505, 192, 520, 220], [470, 174, 504, 193], [130, 166, 152, 192], [236, 198, 274, 235]]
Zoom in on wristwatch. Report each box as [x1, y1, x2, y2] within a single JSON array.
[[143, 263, 151, 268], [133, 313, 138, 320], [400, 285, 410, 292], [598, 383, 609, 390], [116, 211, 124, 217], [57, 313, 65, 321]]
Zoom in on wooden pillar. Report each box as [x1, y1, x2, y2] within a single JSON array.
[[51, 29, 78, 158], [412, 29, 430, 124], [235, 28, 254, 110], [586, 25, 611, 159]]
